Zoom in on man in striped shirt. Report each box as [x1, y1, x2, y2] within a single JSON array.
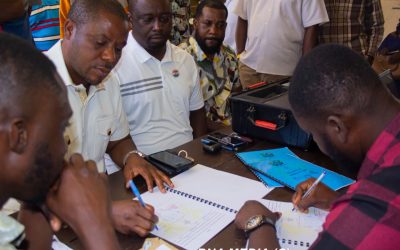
[[319, 0, 385, 64]]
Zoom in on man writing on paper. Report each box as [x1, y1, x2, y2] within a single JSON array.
[[235, 44, 400, 249], [0, 33, 119, 250], [46, 0, 172, 236]]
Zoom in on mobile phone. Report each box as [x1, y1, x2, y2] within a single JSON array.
[[148, 151, 193, 170], [207, 132, 246, 148], [201, 138, 222, 153]]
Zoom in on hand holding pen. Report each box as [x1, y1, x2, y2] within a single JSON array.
[[128, 180, 159, 230], [292, 171, 338, 212]]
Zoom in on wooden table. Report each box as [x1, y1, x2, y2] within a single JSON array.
[[58, 130, 340, 249]]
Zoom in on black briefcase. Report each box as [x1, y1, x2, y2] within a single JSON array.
[[230, 82, 312, 149]]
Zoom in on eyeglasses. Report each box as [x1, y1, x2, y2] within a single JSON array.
[[133, 13, 172, 25]]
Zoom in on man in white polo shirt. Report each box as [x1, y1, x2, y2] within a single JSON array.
[[114, 0, 208, 156], [46, 0, 172, 236], [234, 0, 329, 88]]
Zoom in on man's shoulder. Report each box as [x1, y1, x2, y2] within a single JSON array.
[[221, 44, 237, 58]]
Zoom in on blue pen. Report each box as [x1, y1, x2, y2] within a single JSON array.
[[128, 180, 159, 230]]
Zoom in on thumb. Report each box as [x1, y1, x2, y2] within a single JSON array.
[[49, 214, 63, 232], [40, 205, 63, 232]]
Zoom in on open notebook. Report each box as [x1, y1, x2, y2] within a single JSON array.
[[237, 148, 354, 190], [258, 199, 328, 250], [139, 164, 274, 250]]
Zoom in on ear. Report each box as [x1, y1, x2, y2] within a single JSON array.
[[193, 18, 198, 30], [64, 19, 76, 40], [9, 119, 28, 154], [127, 12, 134, 30], [326, 115, 349, 144]]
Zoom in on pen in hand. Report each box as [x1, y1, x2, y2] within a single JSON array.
[[128, 180, 159, 230], [292, 171, 326, 211]]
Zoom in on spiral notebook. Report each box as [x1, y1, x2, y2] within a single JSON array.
[[258, 199, 328, 250], [236, 148, 354, 191], [139, 164, 274, 250]]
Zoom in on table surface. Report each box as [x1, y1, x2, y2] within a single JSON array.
[[58, 129, 342, 250]]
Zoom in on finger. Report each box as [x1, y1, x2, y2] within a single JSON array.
[[85, 160, 98, 173], [132, 225, 152, 237], [159, 171, 174, 188], [144, 203, 155, 214], [152, 172, 166, 193], [141, 171, 154, 192], [69, 153, 85, 167]]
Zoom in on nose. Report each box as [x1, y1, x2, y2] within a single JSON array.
[[102, 46, 117, 64], [209, 24, 218, 35], [152, 18, 162, 31]]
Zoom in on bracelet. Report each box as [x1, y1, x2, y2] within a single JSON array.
[[123, 150, 145, 166]]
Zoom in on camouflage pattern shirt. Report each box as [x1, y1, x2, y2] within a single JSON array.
[[180, 37, 240, 125]]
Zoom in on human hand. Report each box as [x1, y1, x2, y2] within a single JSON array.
[[292, 178, 339, 213], [123, 155, 174, 192], [111, 199, 158, 237], [235, 200, 281, 230], [46, 154, 118, 249]]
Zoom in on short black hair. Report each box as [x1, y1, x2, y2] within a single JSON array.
[[289, 44, 383, 119], [69, 0, 128, 27], [0, 33, 62, 116], [195, 0, 228, 20], [128, 0, 171, 14]]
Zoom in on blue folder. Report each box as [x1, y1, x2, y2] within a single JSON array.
[[236, 148, 354, 190]]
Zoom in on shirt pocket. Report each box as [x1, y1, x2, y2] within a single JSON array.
[[95, 116, 116, 156]]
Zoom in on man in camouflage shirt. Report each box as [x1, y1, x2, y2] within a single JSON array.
[[180, 0, 239, 129]]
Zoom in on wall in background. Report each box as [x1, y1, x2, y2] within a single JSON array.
[[382, 0, 400, 36]]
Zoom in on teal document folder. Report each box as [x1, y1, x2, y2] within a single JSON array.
[[236, 147, 354, 190]]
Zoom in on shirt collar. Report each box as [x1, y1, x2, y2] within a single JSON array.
[[47, 40, 105, 90], [188, 36, 208, 62], [128, 31, 173, 63]]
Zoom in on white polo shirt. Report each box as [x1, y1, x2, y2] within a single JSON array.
[[114, 33, 204, 155], [45, 41, 130, 172], [234, 0, 329, 76]]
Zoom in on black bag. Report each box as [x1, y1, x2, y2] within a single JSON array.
[[230, 82, 312, 149]]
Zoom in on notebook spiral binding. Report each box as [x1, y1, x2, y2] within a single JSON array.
[[165, 186, 238, 214], [279, 238, 310, 248], [249, 168, 274, 188]]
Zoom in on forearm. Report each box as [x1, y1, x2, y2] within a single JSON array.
[[303, 25, 318, 55], [18, 207, 53, 250], [107, 136, 135, 168], [190, 108, 208, 138], [76, 219, 119, 250], [248, 225, 280, 249], [236, 17, 248, 55]]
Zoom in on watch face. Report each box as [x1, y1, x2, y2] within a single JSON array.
[[245, 215, 263, 230]]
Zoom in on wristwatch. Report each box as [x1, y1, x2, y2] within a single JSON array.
[[244, 215, 276, 238], [123, 150, 145, 166]]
